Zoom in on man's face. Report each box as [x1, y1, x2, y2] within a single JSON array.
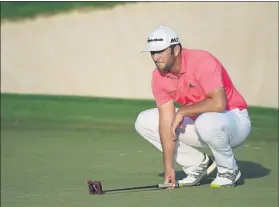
[[150, 47, 175, 72]]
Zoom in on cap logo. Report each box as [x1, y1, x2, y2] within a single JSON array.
[[170, 37, 178, 43], [148, 38, 163, 43]]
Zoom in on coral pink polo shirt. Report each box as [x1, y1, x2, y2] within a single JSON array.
[[151, 49, 248, 110]]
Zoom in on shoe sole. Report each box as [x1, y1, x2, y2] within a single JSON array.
[[179, 160, 217, 187], [210, 171, 241, 188]]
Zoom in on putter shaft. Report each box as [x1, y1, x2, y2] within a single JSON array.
[[104, 183, 182, 193]]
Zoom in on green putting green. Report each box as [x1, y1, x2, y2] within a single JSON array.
[[1, 93, 278, 207]]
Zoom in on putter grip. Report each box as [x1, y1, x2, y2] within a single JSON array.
[[158, 183, 183, 188]]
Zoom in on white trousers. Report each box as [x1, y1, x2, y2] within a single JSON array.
[[135, 108, 251, 171]]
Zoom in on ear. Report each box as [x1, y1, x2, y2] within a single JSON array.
[[174, 45, 180, 57]]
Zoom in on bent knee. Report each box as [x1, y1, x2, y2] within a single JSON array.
[[134, 108, 159, 135], [134, 110, 147, 134]]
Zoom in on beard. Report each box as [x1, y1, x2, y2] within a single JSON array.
[[155, 59, 174, 72]]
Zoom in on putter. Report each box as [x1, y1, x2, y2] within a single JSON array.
[[87, 180, 184, 195]]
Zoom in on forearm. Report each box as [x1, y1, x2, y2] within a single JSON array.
[[179, 97, 226, 117], [159, 123, 175, 170]]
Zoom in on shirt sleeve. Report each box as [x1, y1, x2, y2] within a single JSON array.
[[151, 72, 172, 107], [195, 57, 224, 95]]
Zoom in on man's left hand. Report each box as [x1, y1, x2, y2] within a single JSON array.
[[171, 110, 184, 141]]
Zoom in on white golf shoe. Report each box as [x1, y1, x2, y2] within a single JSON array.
[[210, 168, 241, 188], [178, 153, 217, 186]]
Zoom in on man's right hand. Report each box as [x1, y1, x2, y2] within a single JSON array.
[[158, 100, 177, 189], [164, 167, 176, 189]]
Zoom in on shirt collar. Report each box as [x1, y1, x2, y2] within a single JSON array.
[[179, 48, 188, 75]]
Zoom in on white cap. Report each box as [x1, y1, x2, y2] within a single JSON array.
[[142, 26, 180, 52]]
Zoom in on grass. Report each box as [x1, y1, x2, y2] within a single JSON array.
[[0, 1, 134, 21], [1, 93, 278, 207]]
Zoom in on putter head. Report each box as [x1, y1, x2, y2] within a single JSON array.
[[88, 180, 104, 195]]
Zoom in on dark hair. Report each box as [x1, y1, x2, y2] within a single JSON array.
[[170, 43, 182, 55]]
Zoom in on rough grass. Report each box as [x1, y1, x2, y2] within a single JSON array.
[[1, 1, 134, 21]]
